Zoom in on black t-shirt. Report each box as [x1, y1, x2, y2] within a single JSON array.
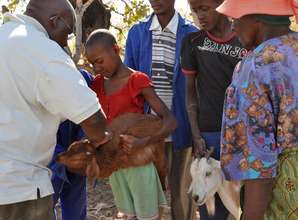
[[181, 31, 247, 132]]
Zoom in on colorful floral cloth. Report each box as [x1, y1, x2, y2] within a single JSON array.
[[221, 32, 298, 180], [264, 148, 298, 220]]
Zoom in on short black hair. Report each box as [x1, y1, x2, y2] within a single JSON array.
[[254, 14, 291, 26], [85, 29, 117, 49]]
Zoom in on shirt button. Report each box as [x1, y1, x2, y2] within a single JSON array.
[[158, 40, 162, 44], [157, 73, 161, 76]]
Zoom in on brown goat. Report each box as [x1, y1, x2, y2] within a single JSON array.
[[56, 113, 167, 188]]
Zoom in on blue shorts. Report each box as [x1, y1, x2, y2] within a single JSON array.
[[201, 132, 221, 160]]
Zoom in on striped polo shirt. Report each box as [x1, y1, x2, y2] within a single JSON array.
[[150, 12, 178, 110]]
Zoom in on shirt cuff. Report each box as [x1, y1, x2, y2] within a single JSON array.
[[182, 68, 197, 75], [70, 102, 101, 124]]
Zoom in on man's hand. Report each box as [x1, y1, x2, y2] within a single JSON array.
[[80, 110, 110, 147], [193, 136, 207, 157], [119, 134, 150, 154]]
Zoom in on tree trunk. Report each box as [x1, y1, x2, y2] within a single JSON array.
[[81, 0, 110, 42], [70, 0, 111, 63], [74, 9, 83, 62]]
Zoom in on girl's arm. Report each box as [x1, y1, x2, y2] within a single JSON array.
[[141, 87, 177, 144], [120, 87, 177, 151]]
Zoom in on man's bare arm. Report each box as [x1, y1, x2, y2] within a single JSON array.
[[185, 74, 206, 156], [79, 110, 112, 147]]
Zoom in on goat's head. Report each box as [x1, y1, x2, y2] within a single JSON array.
[[56, 139, 96, 175], [188, 150, 222, 205]]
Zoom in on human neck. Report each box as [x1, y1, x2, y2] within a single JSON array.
[[208, 17, 233, 40], [257, 25, 291, 45], [112, 63, 130, 80], [24, 10, 38, 22], [156, 10, 175, 30]]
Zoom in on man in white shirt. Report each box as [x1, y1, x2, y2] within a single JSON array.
[[0, 0, 111, 219]]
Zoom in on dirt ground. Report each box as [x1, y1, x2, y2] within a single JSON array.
[[56, 179, 173, 220], [56, 179, 200, 220]]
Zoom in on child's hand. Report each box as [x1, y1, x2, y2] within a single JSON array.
[[119, 134, 149, 154], [96, 131, 113, 148], [86, 157, 100, 185], [193, 137, 207, 158]]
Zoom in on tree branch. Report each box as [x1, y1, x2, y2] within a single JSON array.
[[1, 5, 9, 13], [82, 0, 95, 13], [76, 0, 83, 8], [110, 24, 123, 32], [120, 0, 131, 10], [112, 9, 124, 17], [110, 24, 127, 40]]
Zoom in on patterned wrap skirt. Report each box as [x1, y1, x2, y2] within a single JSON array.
[[264, 148, 298, 220]]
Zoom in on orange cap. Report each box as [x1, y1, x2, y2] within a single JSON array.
[[216, 0, 298, 19]]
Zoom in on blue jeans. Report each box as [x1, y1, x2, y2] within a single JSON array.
[[49, 144, 87, 220], [198, 132, 230, 220]]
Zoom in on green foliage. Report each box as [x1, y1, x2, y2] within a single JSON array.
[[7, 0, 20, 12], [109, 0, 150, 49], [1, 0, 26, 23], [122, 0, 150, 27]]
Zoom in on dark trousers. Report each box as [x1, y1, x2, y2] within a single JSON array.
[[52, 171, 87, 220], [166, 143, 196, 220], [0, 196, 53, 220]]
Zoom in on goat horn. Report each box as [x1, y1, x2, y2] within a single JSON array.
[[205, 146, 214, 159]]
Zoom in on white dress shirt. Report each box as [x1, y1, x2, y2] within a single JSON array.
[[0, 13, 101, 205]]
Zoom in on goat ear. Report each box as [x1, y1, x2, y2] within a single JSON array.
[[190, 159, 198, 176], [209, 158, 221, 169]]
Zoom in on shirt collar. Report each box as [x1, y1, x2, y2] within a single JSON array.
[[149, 11, 179, 35], [3, 13, 49, 38]]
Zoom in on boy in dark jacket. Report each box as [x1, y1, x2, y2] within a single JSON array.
[[181, 0, 247, 219]]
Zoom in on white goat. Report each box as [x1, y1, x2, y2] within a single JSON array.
[[188, 157, 242, 220]]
